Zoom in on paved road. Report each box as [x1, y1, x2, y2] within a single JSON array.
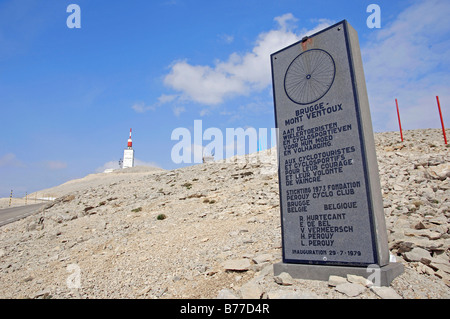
[[0, 203, 47, 227]]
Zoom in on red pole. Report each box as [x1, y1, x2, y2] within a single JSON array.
[[395, 99, 404, 142], [436, 96, 447, 145]]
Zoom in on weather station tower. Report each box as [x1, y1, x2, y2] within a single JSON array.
[[123, 128, 135, 169]]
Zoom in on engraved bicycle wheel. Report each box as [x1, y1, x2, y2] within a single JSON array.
[[284, 49, 336, 105]]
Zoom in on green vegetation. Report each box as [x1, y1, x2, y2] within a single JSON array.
[[181, 182, 192, 190]]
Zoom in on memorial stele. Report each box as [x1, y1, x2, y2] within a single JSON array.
[[271, 20, 403, 286]]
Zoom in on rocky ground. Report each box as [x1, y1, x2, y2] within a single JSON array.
[[0, 128, 449, 299], [0, 166, 164, 210]]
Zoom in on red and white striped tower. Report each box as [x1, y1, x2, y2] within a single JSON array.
[[123, 128, 135, 168], [127, 128, 133, 149]]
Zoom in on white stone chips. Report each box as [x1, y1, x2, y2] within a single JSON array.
[[0, 128, 448, 299]]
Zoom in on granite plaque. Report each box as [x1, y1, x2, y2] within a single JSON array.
[[271, 20, 390, 268]]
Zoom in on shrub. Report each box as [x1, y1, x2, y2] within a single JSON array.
[[181, 182, 192, 190], [157, 214, 167, 220]]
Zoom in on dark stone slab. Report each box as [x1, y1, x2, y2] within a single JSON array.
[[271, 20, 394, 273]]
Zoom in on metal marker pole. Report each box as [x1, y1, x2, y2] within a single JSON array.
[[395, 99, 404, 142], [436, 96, 448, 145], [9, 190, 12, 207]]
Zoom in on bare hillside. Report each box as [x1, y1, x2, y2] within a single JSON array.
[[0, 166, 164, 209], [0, 129, 448, 299]]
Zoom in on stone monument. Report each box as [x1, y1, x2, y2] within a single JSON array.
[[271, 20, 403, 286]]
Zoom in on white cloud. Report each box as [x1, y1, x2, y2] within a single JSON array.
[[156, 1, 450, 131], [95, 160, 120, 173], [158, 94, 177, 104], [0, 153, 25, 168], [173, 106, 186, 117], [219, 34, 234, 44], [0, 154, 66, 171], [199, 108, 211, 117], [95, 158, 160, 173], [274, 13, 298, 30], [161, 14, 334, 107], [45, 161, 67, 170], [163, 60, 248, 105], [131, 102, 155, 113], [131, 94, 177, 114], [362, 0, 450, 131]]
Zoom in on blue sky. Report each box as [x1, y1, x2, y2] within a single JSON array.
[[1, 0, 449, 197]]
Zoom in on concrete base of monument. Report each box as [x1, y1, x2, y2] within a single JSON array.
[[273, 262, 404, 287]]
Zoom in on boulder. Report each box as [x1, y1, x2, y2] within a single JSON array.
[[216, 289, 239, 299], [274, 272, 294, 286], [252, 254, 274, 264], [426, 163, 450, 180], [335, 283, 366, 297], [328, 275, 347, 287], [347, 274, 373, 287], [403, 247, 431, 262], [222, 259, 251, 272], [371, 286, 402, 299], [239, 282, 262, 299]]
